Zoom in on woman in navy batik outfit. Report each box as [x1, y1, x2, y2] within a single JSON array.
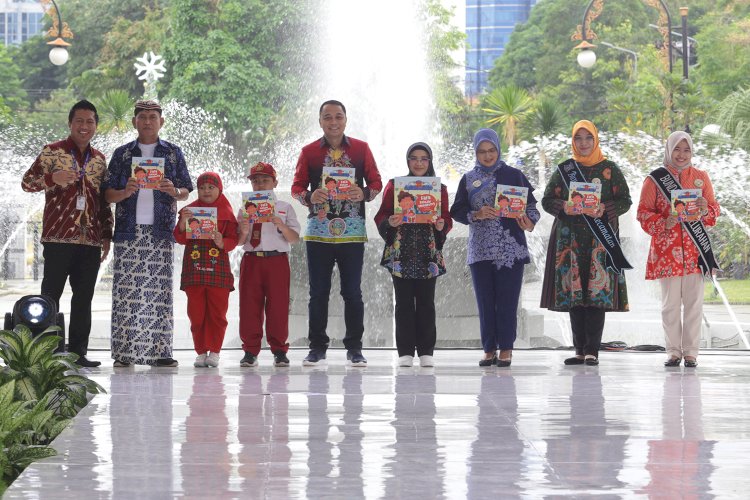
[[450, 129, 539, 367]]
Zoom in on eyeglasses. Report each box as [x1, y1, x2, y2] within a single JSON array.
[[477, 148, 497, 155], [408, 156, 430, 163]]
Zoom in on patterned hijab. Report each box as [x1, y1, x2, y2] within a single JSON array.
[[187, 172, 236, 222], [664, 131, 694, 169], [571, 120, 606, 167], [406, 142, 435, 177], [473, 128, 503, 172]]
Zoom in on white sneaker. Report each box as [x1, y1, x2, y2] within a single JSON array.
[[206, 352, 220, 367], [193, 354, 207, 367], [398, 355, 414, 367], [419, 355, 435, 367]]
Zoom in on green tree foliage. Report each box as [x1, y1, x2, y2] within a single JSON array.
[[162, 0, 310, 149], [420, 0, 474, 145], [97, 90, 134, 133], [0, 45, 28, 120], [716, 87, 750, 151]]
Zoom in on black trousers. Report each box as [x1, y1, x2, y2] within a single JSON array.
[[41, 242, 101, 356], [569, 306, 606, 357], [392, 276, 437, 357]]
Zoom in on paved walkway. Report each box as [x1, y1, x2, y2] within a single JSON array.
[[5, 349, 750, 499]]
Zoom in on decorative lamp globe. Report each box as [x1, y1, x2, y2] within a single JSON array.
[[49, 46, 69, 66], [577, 48, 597, 69]]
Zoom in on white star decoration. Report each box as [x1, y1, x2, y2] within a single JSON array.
[[134, 52, 166, 82]]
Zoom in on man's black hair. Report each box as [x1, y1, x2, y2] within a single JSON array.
[[319, 100, 346, 116], [68, 100, 99, 124]]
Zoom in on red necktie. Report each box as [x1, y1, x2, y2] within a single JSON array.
[[249, 223, 262, 248]]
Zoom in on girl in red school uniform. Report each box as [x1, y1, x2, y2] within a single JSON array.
[[174, 172, 239, 368]]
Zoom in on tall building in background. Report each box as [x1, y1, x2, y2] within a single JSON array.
[[0, 0, 44, 46], [465, 0, 537, 98]]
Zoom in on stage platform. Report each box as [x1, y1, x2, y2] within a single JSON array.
[[6, 349, 750, 499]]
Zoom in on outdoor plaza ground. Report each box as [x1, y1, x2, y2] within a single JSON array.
[[5, 348, 750, 499]]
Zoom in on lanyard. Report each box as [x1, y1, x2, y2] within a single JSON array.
[[70, 148, 91, 194]]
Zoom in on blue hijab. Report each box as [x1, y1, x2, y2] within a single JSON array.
[[472, 128, 503, 172]]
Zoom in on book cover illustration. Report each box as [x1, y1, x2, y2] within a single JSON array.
[[131, 157, 165, 189], [321, 167, 355, 200], [495, 184, 528, 219], [671, 188, 702, 222], [186, 207, 218, 240], [241, 190, 276, 223], [567, 181, 601, 215], [393, 176, 441, 223]]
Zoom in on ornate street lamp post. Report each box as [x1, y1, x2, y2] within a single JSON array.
[[42, 0, 73, 66]]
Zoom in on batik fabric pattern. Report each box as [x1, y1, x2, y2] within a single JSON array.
[[110, 224, 175, 364]]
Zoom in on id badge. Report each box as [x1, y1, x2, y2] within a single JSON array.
[[76, 195, 86, 211]]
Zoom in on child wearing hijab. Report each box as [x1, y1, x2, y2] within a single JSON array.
[[540, 120, 632, 366], [637, 131, 720, 367], [174, 172, 239, 368], [374, 142, 452, 367], [450, 129, 539, 367]]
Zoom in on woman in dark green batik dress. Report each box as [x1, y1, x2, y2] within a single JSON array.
[[540, 120, 631, 366]]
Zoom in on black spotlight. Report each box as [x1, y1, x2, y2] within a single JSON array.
[[4, 295, 65, 352]]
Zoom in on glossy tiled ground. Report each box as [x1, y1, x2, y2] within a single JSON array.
[[6, 349, 750, 499]]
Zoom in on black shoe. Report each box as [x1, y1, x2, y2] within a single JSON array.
[[497, 359, 512, 368], [479, 354, 497, 367], [75, 355, 101, 368], [584, 357, 599, 366], [240, 352, 258, 367], [273, 351, 290, 367], [664, 357, 681, 367], [155, 358, 179, 367], [564, 356, 585, 365], [347, 350, 367, 367], [684, 358, 698, 368], [303, 348, 326, 366]]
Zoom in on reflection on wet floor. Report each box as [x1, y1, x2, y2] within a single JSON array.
[[6, 349, 750, 498]]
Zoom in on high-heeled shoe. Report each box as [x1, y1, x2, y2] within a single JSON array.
[[478, 353, 497, 367], [497, 350, 512, 367], [664, 357, 681, 367]]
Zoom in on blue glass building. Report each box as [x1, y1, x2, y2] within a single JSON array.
[[465, 0, 537, 97], [0, 0, 44, 46]]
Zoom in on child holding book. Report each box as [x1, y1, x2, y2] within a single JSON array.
[[238, 162, 301, 367], [374, 142, 452, 367], [174, 172, 239, 368], [637, 131, 720, 367]]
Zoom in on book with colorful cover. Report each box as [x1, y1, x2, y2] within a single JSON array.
[[241, 190, 276, 223], [671, 188, 702, 222], [186, 207, 217, 240], [131, 157, 165, 189], [321, 167, 355, 200], [495, 184, 528, 219], [393, 176, 441, 223], [567, 181, 601, 215]]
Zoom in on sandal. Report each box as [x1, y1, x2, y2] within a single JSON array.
[[684, 358, 698, 368]]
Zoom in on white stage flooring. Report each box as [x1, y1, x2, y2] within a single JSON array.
[[6, 349, 750, 499]]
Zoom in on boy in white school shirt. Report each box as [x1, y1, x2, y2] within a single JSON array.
[[237, 162, 301, 367]]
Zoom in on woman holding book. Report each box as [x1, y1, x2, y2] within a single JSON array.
[[637, 131, 720, 367], [540, 120, 631, 366], [174, 172, 239, 368], [450, 129, 539, 367], [374, 142, 452, 368]]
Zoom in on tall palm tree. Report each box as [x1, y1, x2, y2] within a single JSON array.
[[482, 85, 532, 146]]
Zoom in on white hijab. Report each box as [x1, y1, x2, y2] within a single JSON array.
[[663, 131, 694, 169]]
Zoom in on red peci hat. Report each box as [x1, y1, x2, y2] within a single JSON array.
[[248, 162, 276, 180]]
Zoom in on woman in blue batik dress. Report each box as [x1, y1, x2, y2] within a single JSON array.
[[450, 129, 539, 368]]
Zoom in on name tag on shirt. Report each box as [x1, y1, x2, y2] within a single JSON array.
[[76, 195, 86, 211]]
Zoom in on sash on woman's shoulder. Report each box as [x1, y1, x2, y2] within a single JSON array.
[[648, 167, 719, 276], [557, 160, 632, 274]]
